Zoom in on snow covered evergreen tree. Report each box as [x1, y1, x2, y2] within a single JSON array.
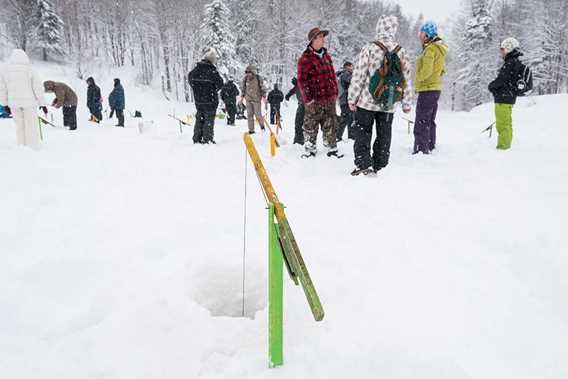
[[35, 0, 65, 61], [3, 0, 37, 51], [454, 0, 496, 110], [198, 0, 238, 79], [229, 0, 259, 70]]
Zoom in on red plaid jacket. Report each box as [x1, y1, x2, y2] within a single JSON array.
[[297, 47, 338, 104]]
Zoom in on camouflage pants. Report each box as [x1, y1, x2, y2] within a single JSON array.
[[303, 101, 337, 153]]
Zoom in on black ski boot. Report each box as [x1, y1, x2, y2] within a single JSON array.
[[327, 151, 344, 159]]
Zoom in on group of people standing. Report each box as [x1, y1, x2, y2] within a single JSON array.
[[2, 15, 528, 162], [189, 53, 287, 144], [287, 15, 525, 175], [0, 48, 127, 149]]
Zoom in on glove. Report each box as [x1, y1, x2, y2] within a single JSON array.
[[40, 106, 48, 115], [4, 105, 11, 115], [285, 94, 291, 101]]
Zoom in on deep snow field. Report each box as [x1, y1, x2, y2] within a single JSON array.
[[1, 62, 567, 379]]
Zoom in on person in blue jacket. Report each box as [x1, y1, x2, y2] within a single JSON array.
[[108, 78, 125, 127]]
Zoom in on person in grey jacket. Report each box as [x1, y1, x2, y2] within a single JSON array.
[[337, 61, 354, 141], [240, 64, 267, 134]]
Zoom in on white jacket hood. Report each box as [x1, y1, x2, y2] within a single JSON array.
[[0, 49, 46, 108], [375, 15, 398, 42]]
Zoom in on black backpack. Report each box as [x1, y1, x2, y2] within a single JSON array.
[[515, 63, 533, 96]]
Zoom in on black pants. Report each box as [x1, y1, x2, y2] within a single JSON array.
[[270, 103, 281, 124], [353, 107, 393, 170], [226, 102, 237, 125], [63, 106, 77, 130], [236, 103, 247, 119], [294, 104, 305, 144], [115, 109, 125, 126], [194, 108, 216, 143], [89, 107, 102, 122], [338, 103, 354, 140]]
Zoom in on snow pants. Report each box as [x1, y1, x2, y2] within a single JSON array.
[[225, 102, 237, 125], [495, 103, 513, 150], [338, 103, 354, 140], [269, 103, 281, 125], [294, 103, 305, 145], [246, 101, 266, 133], [194, 108, 216, 143], [303, 101, 337, 153], [13, 107, 41, 150], [62, 106, 77, 130], [353, 107, 393, 170], [413, 90, 440, 154]]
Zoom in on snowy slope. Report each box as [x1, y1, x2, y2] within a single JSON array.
[[1, 62, 567, 379]]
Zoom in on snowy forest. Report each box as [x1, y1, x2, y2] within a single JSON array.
[[1, 0, 567, 111]]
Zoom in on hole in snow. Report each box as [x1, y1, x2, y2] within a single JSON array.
[[191, 265, 266, 319]]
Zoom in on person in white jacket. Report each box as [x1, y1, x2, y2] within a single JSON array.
[[0, 49, 47, 150]]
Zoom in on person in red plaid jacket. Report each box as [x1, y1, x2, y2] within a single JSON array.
[[297, 27, 341, 158]]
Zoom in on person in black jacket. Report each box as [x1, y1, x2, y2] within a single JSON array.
[[220, 79, 239, 126], [267, 83, 284, 125], [188, 48, 224, 144], [285, 77, 304, 145], [86, 77, 102, 123], [488, 37, 524, 150]]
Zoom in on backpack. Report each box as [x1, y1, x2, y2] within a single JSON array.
[[515, 63, 533, 96], [243, 74, 263, 98], [368, 42, 406, 110]]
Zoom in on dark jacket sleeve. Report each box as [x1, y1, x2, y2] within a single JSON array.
[[214, 70, 224, 92], [285, 86, 296, 100], [341, 72, 351, 91], [489, 60, 514, 93]]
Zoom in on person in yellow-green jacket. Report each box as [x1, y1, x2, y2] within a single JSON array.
[[413, 21, 448, 154]]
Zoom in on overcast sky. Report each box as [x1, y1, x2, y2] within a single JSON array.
[[393, 0, 461, 21]]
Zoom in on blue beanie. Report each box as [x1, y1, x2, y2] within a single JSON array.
[[420, 21, 438, 39]]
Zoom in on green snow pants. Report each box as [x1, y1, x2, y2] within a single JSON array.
[[495, 103, 513, 150]]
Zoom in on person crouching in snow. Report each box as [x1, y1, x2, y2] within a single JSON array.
[[43, 80, 78, 130], [488, 38, 525, 150], [0, 49, 47, 149]]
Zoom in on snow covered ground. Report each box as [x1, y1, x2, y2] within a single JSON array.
[[1, 62, 567, 379]]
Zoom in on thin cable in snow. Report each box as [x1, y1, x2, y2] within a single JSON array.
[[242, 145, 248, 318]]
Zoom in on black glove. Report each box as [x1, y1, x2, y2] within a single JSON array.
[[4, 105, 11, 115], [285, 94, 291, 101], [40, 106, 48, 115]]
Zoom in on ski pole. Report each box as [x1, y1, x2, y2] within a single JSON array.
[[38, 118, 44, 141], [402, 117, 414, 135], [481, 122, 495, 138]]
